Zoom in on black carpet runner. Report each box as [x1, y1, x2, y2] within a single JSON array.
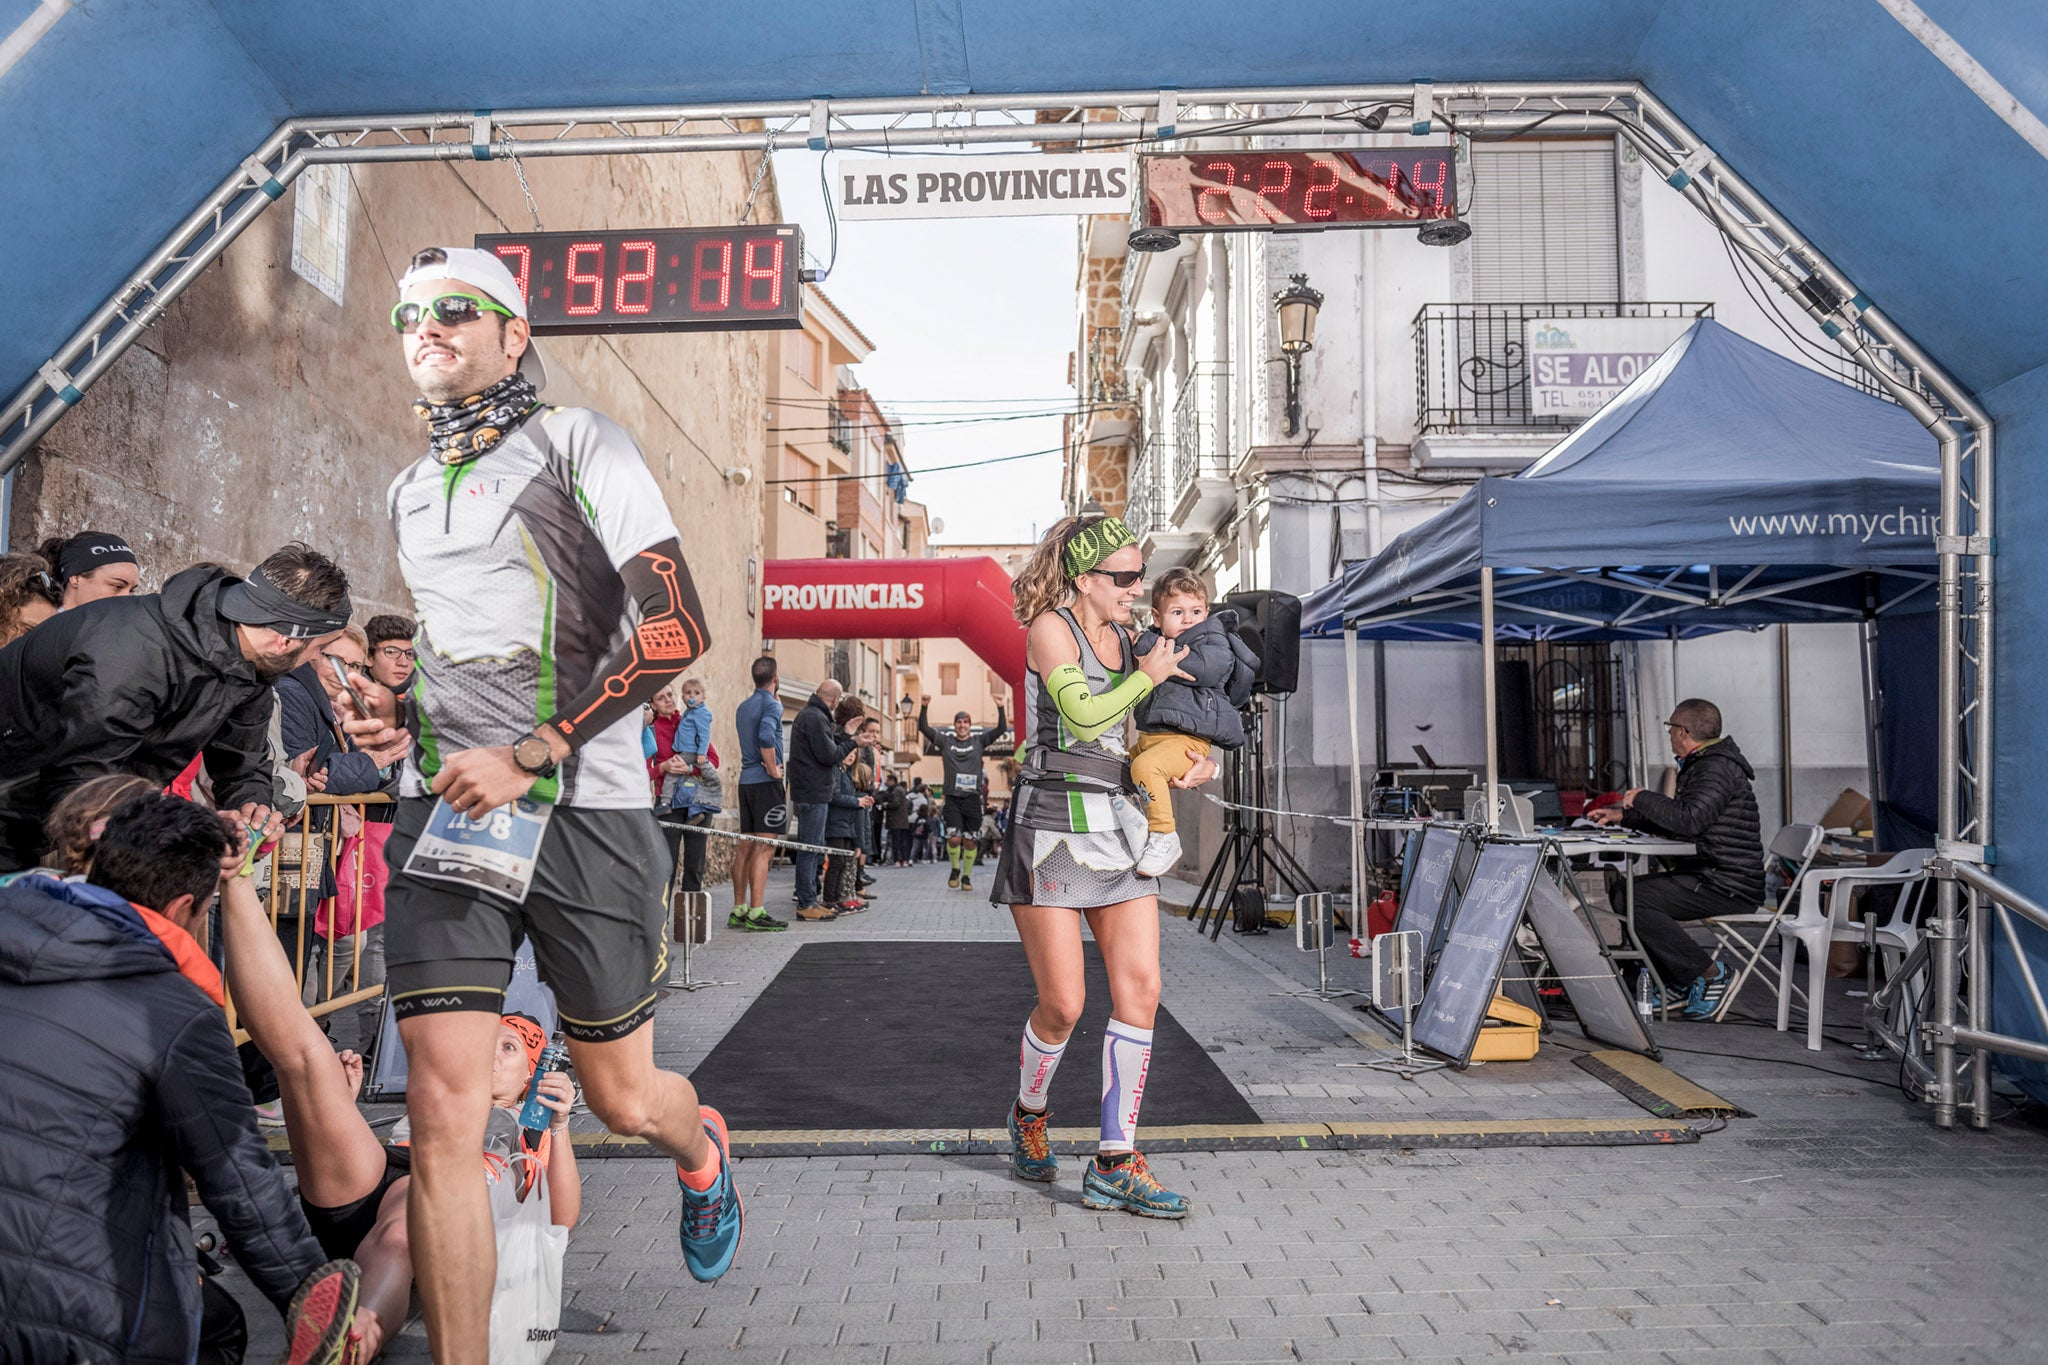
[[686, 941, 1258, 1130]]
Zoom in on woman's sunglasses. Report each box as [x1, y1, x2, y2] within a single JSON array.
[[1085, 565, 1147, 589], [390, 292, 515, 333]]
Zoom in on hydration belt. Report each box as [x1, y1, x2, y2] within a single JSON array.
[[1018, 746, 1134, 793]]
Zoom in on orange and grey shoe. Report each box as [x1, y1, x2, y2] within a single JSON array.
[[1007, 1103, 1058, 1183], [281, 1258, 361, 1365], [1081, 1153, 1188, 1219]]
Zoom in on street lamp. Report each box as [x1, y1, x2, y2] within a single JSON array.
[[898, 694, 914, 718], [1272, 273, 1324, 438]]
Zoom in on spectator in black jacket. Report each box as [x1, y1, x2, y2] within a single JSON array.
[[787, 679, 860, 920], [363, 612, 417, 694], [0, 793, 359, 1365], [1591, 697, 1766, 1018], [0, 541, 353, 872]]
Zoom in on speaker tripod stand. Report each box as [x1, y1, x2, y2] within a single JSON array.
[[1190, 700, 1316, 940]]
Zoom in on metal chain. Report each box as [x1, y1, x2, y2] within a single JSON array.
[[494, 128, 545, 231], [736, 142, 775, 225]]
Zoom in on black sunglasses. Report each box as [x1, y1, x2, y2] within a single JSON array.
[[390, 292, 514, 333], [1085, 564, 1147, 589]]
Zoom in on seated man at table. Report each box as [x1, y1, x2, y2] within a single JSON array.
[[1589, 697, 1764, 1019]]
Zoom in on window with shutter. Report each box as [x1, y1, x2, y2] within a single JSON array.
[[1469, 143, 1619, 303]]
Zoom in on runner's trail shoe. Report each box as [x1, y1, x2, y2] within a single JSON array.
[[281, 1258, 361, 1365], [1682, 959, 1732, 1020], [1081, 1153, 1188, 1219], [729, 906, 787, 932], [679, 1106, 743, 1282], [960, 874, 973, 892], [1008, 1104, 1058, 1182], [948, 868, 961, 890]]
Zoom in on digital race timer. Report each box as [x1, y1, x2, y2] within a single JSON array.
[[1140, 149, 1458, 232], [473, 226, 805, 336]]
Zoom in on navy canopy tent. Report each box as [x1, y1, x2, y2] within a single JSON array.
[[1302, 319, 1940, 957], [1301, 319, 1940, 643]]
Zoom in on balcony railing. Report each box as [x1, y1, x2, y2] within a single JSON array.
[[1087, 325, 1130, 405], [1172, 364, 1230, 490], [1124, 436, 1167, 542], [1413, 302, 1712, 433], [895, 639, 921, 666], [828, 393, 853, 452]]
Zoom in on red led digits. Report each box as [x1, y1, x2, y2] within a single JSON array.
[[564, 241, 605, 316], [1302, 159, 1339, 220], [690, 239, 732, 311], [740, 237, 783, 310], [1255, 160, 1294, 222], [1411, 157, 1450, 212], [493, 244, 532, 302], [1196, 160, 1237, 224], [613, 240, 656, 315]]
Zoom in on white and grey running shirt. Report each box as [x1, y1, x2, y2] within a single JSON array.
[[387, 406, 680, 808]]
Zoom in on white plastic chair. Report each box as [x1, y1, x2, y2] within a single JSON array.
[[1776, 848, 1933, 1051], [1700, 823, 1825, 1021]]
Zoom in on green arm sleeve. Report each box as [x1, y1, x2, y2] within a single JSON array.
[[1046, 662, 1153, 744]]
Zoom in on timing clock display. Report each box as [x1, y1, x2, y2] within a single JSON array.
[[473, 226, 805, 335], [1141, 149, 1458, 232]]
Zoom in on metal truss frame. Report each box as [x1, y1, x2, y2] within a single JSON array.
[[0, 80, 1995, 1125]]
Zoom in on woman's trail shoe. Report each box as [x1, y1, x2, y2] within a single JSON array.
[[1008, 1104, 1059, 1183], [1081, 1152, 1188, 1219]]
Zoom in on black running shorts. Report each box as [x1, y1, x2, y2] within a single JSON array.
[[738, 779, 789, 835], [301, 1145, 413, 1261], [383, 797, 670, 1042], [943, 794, 983, 835]]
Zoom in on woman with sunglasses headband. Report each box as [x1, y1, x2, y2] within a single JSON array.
[[987, 515, 1217, 1218]]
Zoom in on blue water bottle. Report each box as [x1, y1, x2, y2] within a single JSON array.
[[518, 1032, 571, 1141]]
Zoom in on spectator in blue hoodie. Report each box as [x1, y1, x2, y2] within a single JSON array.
[[0, 793, 360, 1364]]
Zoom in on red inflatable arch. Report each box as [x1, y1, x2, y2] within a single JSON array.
[[761, 557, 1026, 744]]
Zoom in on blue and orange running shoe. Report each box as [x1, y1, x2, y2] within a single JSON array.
[[1081, 1152, 1188, 1219], [679, 1106, 743, 1282], [1008, 1104, 1058, 1183]]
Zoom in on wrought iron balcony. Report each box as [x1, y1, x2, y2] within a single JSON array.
[[1124, 436, 1166, 542], [1087, 325, 1130, 405], [1171, 364, 1230, 491], [1413, 302, 1712, 433], [827, 393, 853, 452]]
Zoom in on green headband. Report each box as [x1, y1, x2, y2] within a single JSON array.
[[1063, 517, 1138, 578]]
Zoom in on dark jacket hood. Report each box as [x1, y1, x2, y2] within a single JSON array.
[[155, 563, 259, 683], [0, 874, 175, 989], [1686, 736, 1755, 781]]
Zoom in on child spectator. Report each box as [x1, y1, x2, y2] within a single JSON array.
[[1128, 568, 1258, 876]]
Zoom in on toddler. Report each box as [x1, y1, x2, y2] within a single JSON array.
[[1129, 568, 1258, 876]]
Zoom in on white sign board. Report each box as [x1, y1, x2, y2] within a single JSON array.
[[834, 155, 1134, 221], [1524, 315, 1695, 417], [290, 161, 351, 307]]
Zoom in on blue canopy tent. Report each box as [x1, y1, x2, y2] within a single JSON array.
[[1301, 318, 1938, 880]]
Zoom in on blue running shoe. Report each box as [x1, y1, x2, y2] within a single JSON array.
[[1080, 1153, 1188, 1219], [679, 1106, 743, 1282], [1008, 1104, 1058, 1183], [1682, 960, 1732, 1020]]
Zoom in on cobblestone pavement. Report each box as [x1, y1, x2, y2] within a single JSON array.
[[218, 855, 2048, 1361]]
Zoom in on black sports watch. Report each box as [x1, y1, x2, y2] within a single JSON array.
[[512, 732, 558, 780]]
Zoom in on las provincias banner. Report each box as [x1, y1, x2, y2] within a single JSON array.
[[760, 557, 1027, 742], [833, 155, 1134, 221]]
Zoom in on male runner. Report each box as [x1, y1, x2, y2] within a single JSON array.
[[917, 695, 1007, 891], [354, 245, 735, 1362]]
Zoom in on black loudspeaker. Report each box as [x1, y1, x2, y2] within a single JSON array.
[[1221, 589, 1302, 696]]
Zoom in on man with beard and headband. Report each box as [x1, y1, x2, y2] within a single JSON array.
[[0, 541, 349, 872], [342, 245, 733, 1362]]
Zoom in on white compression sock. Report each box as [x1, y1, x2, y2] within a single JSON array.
[[1018, 1019, 1067, 1112], [1099, 1020, 1154, 1154]]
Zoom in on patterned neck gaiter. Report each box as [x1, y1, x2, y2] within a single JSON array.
[[414, 371, 540, 465]]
